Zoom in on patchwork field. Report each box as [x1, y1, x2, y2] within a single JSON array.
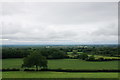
[[2, 59, 119, 70], [67, 52, 120, 59]]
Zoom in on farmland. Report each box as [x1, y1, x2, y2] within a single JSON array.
[[2, 58, 119, 79], [2, 59, 119, 70], [1, 45, 120, 79], [67, 52, 120, 59], [2, 71, 119, 78]]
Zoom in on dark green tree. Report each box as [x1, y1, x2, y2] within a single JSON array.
[[22, 51, 47, 71], [88, 55, 95, 61], [78, 53, 88, 60], [98, 57, 104, 61], [72, 50, 77, 55]]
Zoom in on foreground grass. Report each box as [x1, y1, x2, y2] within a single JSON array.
[[2, 71, 119, 78], [2, 59, 119, 79], [2, 59, 119, 70]]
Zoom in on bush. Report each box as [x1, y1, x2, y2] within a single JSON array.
[[87, 55, 95, 60], [98, 57, 104, 61], [78, 53, 88, 60], [24, 69, 35, 71], [2, 68, 20, 71]]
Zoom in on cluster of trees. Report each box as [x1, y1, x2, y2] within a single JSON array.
[[61, 46, 119, 57], [22, 51, 47, 70], [78, 53, 101, 61], [36, 48, 67, 59], [78, 54, 98, 61], [2, 45, 119, 59], [78, 53, 89, 60], [78, 53, 119, 61], [86, 47, 119, 57], [2, 48, 30, 59], [50, 45, 119, 57], [2, 47, 67, 59]]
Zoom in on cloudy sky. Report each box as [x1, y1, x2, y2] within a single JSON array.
[[1, 2, 118, 45]]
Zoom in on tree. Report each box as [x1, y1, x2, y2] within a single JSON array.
[[88, 55, 95, 61], [37, 48, 66, 59], [98, 57, 104, 61], [22, 51, 47, 71], [78, 53, 88, 60], [51, 50, 65, 59], [72, 50, 77, 55]]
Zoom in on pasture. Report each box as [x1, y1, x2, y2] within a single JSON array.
[[1, 58, 119, 79], [2, 59, 119, 70], [2, 71, 119, 78]]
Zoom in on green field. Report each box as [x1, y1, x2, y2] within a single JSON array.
[[2, 71, 119, 78], [2, 59, 120, 79], [2, 59, 119, 70]]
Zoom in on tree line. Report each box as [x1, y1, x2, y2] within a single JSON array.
[[2, 47, 67, 59], [2, 45, 119, 59]]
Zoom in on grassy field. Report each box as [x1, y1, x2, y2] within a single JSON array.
[[2, 71, 119, 78], [2, 59, 119, 70], [2, 59, 119, 79], [67, 52, 83, 55]]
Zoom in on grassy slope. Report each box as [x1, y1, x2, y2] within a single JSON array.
[[2, 71, 119, 78], [2, 59, 119, 70]]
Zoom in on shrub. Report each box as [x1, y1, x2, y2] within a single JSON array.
[[87, 55, 95, 61], [98, 57, 104, 61], [2, 68, 20, 71], [78, 53, 88, 60], [24, 69, 35, 71]]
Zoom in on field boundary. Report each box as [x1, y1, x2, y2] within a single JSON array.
[[1, 69, 120, 72], [1, 78, 120, 80]]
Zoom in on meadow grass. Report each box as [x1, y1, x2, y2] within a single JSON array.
[[2, 71, 119, 78], [1, 59, 119, 79], [2, 59, 119, 70]]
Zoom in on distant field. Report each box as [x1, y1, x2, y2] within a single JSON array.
[[2, 59, 119, 70], [67, 52, 120, 59], [2, 71, 119, 78], [67, 52, 83, 55]]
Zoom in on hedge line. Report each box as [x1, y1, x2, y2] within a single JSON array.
[[86, 59, 120, 61], [1, 78, 119, 80], [1, 68, 20, 71], [1, 68, 120, 72]]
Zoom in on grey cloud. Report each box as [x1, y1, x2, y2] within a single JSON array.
[[2, 2, 117, 25], [91, 24, 118, 36], [2, 23, 22, 34], [1, 2, 118, 44], [2, 2, 26, 15]]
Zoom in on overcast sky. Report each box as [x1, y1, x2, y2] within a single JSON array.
[[1, 2, 118, 45]]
